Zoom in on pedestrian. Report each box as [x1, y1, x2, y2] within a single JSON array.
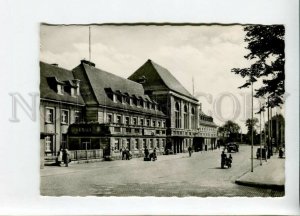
[[221, 151, 227, 169], [125, 148, 130, 160], [279, 148, 283, 158], [121, 147, 126, 160], [144, 146, 149, 159], [188, 145, 192, 157], [56, 149, 63, 166], [152, 147, 157, 161], [63, 148, 70, 167], [229, 154, 233, 162]]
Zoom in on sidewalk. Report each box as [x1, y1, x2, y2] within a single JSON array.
[[235, 156, 285, 190], [41, 151, 195, 177]]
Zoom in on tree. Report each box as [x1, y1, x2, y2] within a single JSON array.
[[245, 118, 259, 135], [245, 118, 259, 144], [219, 120, 241, 142], [231, 25, 285, 109], [264, 114, 285, 147]]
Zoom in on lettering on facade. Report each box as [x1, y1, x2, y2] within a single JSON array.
[[143, 129, 155, 136]]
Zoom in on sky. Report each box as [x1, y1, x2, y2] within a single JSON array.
[[40, 24, 280, 133]]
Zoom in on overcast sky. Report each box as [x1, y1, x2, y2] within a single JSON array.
[[40, 24, 276, 133]]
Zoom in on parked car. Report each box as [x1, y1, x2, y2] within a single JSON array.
[[164, 149, 174, 155], [226, 142, 239, 153], [256, 148, 269, 159]]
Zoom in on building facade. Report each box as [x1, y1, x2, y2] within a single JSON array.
[[128, 59, 200, 153], [40, 59, 218, 164], [194, 106, 218, 151], [40, 62, 85, 159], [70, 60, 167, 159]]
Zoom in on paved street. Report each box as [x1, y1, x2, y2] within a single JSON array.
[[41, 145, 284, 197]]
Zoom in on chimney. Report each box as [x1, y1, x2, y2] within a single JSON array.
[[81, 59, 95, 67], [72, 79, 81, 96], [199, 103, 202, 111]]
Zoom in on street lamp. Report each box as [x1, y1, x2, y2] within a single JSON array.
[[251, 75, 254, 172], [250, 65, 258, 172], [259, 99, 262, 166]]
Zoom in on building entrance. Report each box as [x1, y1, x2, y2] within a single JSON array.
[[193, 137, 204, 152]]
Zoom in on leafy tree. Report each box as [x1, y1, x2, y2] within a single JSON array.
[[231, 25, 285, 109], [245, 118, 259, 135], [219, 121, 241, 142]]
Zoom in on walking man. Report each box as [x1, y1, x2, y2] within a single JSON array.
[[63, 148, 70, 167], [188, 145, 192, 157]]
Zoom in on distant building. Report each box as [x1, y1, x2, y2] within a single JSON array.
[[195, 104, 218, 151], [128, 59, 200, 153]]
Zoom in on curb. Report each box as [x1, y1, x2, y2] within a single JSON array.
[[235, 179, 285, 191]]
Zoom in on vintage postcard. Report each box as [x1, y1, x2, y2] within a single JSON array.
[[39, 24, 285, 197]]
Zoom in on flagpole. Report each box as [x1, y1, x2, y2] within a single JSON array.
[[89, 25, 91, 62]]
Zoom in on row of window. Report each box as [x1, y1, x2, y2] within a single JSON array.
[[199, 115, 213, 122], [45, 107, 81, 124], [199, 127, 217, 132], [112, 138, 166, 151], [199, 133, 217, 137], [174, 102, 197, 129], [113, 127, 166, 135], [110, 93, 161, 111], [107, 113, 166, 128], [57, 83, 80, 97]]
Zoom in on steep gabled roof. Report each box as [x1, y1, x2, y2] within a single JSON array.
[[40, 62, 85, 105], [74, 61, 166, 117], [128, 59, 198, 101]]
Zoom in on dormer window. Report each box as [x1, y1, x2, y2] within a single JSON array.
[[71, 87, 75, 97], [117, 94, 122, 103], [139, 98, 143, 107], [125, 96, 130, 104], [132, 97, 137, 106], [113, 94, 117, 103], [57, 84, 64, 95]]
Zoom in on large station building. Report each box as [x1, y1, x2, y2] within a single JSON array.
[[40, 59, 218, 165]]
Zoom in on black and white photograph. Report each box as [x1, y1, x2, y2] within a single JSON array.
[[0, 0, 299, 215], [40, 24, 285, 197]]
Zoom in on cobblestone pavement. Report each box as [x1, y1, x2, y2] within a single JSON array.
[[41, 145, 284, 197]]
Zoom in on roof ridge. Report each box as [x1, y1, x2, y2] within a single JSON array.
[[82, 62, 143, 88], [147, 59, 197, 101], [146, 59, 170, 90], [40, 61, 73, 73]]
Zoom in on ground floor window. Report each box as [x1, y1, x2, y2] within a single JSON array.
[[143, 139, 147, 149], [134, 139, 139, 149], [162, 139, 166, 148], [150, 139, 153, 149], [61, 134, 67, 149], [126, 139, 131, 150], [114, 138, 120, 150], [45, 136, 53, 153]]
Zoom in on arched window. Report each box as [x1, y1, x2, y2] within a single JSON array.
[[191, 107, 195, 129], [183, 105, 189, 129], [175, 102, 180, 111], [175, 102, 181, 128]]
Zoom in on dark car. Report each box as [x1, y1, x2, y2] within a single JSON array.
[[226, 142, 239, 153], [164, 148, 174, 155], [256, 148, 269, 159]]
